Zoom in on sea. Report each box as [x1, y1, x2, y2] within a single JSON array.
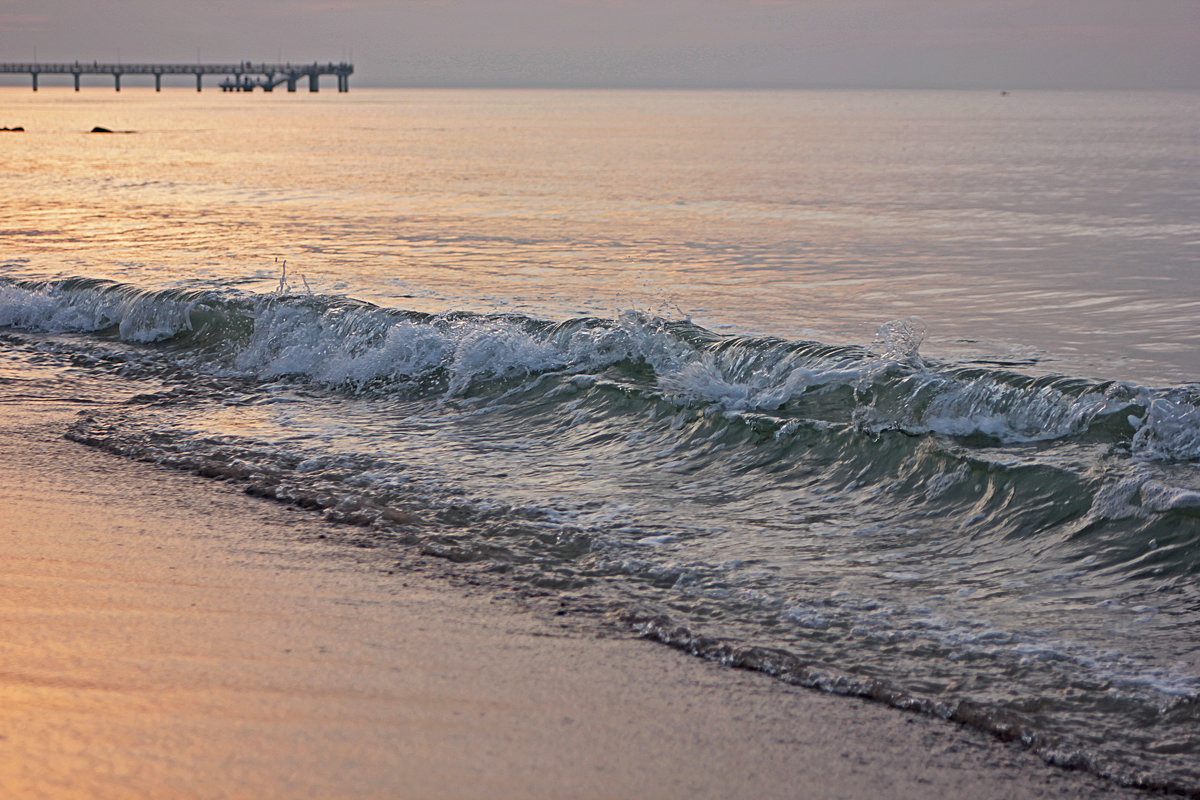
[[2, 86, 1199, 793]]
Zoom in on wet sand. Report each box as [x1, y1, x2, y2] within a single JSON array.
[[0, 403, 1150, 799]]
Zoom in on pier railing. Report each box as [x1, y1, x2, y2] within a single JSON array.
[[0, 61, 354, 92]]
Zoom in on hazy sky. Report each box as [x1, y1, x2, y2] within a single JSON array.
[[2, 0, 1197, 89]]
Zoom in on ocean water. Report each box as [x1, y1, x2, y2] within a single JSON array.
[[3, 87, 1200, 791]]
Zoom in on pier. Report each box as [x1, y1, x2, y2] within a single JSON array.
[[0, 61, 354, 93]]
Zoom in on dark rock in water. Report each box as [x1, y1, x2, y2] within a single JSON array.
[[0, 126, 24, 132], [90, 126, 114, 133]]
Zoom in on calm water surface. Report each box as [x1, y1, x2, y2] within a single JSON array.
[[5, 88, 1199, 380]]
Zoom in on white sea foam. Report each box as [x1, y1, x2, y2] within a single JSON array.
[[445, 320, 563, 395], [1139, 481, 1200, 513], [0, 282, 201, 342], [0, 284, 65, 329], [1131, 390, 1200, 461]]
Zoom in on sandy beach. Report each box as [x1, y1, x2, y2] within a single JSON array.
[[0, 401, 1152, 800]]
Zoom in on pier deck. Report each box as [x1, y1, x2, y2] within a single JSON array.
[[0, 61, 353, 92]]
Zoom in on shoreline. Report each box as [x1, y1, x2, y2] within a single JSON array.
[[0, 402, 1150, 799]]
